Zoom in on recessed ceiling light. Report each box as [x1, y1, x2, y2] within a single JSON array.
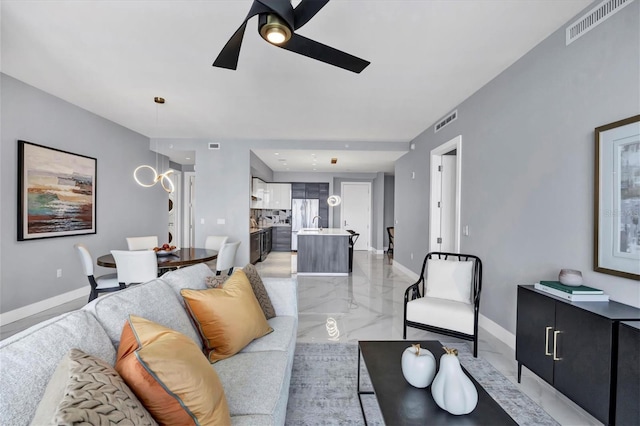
[[283, 162, 287, 166], [313, 168, 317, 171], [275, 152, 279, 156], [311, 153, 316, 157], [185, 157, 191, 160]]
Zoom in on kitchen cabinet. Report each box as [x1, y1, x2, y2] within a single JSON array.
[[305, 183, 320, 199], [252, 180, 291, 210], [272, 226, 292, 252], [250, 231, 260, 264], [292, 183, 305, 199], [516, 285, 640, 425], [269, 183, 291, 210], [251, 178, 267, 209]]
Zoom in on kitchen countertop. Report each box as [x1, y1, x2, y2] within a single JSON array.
[[297, 228, 351, 236]]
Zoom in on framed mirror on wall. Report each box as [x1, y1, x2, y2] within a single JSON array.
[[594, 114, 640, 280]]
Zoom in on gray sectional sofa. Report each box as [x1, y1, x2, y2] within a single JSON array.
[[0, 263, 298, 425]]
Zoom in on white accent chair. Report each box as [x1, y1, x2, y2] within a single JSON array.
[[215, 241, 241, 276], [111, 250, 158, 287], [403, 252, 483, 357], [126, 236, 158, 251], [74, 243, 124, 302]]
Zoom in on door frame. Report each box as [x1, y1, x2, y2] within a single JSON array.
[[182, 171, 196, 248], [340, 181, 372, 251], [429, 135, 462, 252]]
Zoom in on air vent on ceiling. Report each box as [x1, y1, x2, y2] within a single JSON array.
[[209, 142, 220, 150], [434, 110, 458, 133], [566, 0, 633, 45]]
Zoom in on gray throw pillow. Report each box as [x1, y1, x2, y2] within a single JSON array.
[[48, 348, 157, 425], [242, 263, 276, 319]]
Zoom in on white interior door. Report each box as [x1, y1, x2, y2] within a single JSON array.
[[341, 182, 371, 251], [429, 135, 462, 253]]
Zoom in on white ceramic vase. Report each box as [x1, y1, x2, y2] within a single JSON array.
[[431, 347, 478, 415], [401, 344, 436, 388]]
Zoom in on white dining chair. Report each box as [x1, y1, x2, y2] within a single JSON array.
[[111, 250, 158, 287], [126, 236, 158, 251], [215, 241, 241, 276], [205, 235, 229, 270], [205, 235, 229, 251], [74, 243, 124, 302]]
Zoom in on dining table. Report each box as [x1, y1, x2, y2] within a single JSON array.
[[97, 248, 218, 270]]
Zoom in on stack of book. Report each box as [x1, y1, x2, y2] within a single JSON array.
[[534, 280, 609, 302]]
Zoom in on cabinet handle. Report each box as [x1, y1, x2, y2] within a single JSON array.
[[544, 326, 553, 356], [553, 330, 562, 361]]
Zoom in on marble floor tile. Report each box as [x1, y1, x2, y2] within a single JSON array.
[[1, 250, 603, 425]]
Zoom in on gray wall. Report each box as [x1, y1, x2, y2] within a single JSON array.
[[250, 150, 274, 182], [395, 1, 640, 334], [1, 74, 167, 313]]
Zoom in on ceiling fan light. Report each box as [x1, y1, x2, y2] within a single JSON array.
[[259, 14, 292, 45], [266, 28, 286, 44]]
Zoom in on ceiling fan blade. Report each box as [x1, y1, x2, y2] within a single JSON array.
[[212, 0, 273, 70], [280, 33, 370, 73], [257, 0, 295, 29], [212, 21, 249, 70], [293, 0, 329, 29]]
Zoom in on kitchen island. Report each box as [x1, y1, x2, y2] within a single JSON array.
[[297, 228, 350, 276]]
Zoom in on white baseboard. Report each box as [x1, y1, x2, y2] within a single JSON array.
[[392, 260, 420, 282], [0, 287, 88, 326], [479, 314, 516, 350], [392, 260, 516, 350]]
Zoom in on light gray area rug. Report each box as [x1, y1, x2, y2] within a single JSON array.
[[285, 342, 559, 426]]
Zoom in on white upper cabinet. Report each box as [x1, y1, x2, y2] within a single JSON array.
[[270, 183, 292, 210], [252, 180, 291, 210]]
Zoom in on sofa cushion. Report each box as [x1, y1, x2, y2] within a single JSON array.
[[160, 262, 212, 299], [115, 315, 230, 425], [425, 258, 474, 304], [83, 278, 201, 347], [242, 263, 276, 319], [213, 351, 289, 420], [0, 311, 115, 426], [406, 296, 475, 335], [181, 270, 273, 363], [241, 316, 296, 354], [32, 348, 157, 425]]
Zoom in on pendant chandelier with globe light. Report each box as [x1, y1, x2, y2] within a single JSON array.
[[133, 97, 175, 193]]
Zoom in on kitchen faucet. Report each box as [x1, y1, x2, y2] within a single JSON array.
[[312, 215, 322, 230]]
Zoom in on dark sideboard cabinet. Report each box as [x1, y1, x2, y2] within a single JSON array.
[[616, 321, 640, 426], [516, 285, 640, 425]]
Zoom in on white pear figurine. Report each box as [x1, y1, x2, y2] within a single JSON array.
[[431, 347, 478, 415]]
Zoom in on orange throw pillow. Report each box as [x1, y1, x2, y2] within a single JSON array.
[[115, 315, 230, 425], [181, 270, 273, 363]]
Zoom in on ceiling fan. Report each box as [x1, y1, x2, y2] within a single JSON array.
[[212, 0, 370, 74]]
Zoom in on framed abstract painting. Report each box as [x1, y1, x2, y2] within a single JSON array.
[[17, 140, 97, 241], [594, 115, 640, 280]]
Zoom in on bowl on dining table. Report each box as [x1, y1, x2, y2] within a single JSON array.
[[154, 247, 179, 256]]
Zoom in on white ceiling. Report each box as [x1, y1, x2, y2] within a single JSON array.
[[1, 0, 591, 172]]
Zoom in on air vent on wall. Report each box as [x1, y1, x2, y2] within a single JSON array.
[[566, 0, 633, 45], [209, 142, 220, 150], [434, 110, 458, 133]]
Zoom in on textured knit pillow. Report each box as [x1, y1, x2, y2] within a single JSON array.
[[242, 263, 276, 319], [205, 273, 230, 289], [31, 348, 157, 425], [425, 258, 474, 304], [181, 270, 273, 362], [115, 315, 230, 425]]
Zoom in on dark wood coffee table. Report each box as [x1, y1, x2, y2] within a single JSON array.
[[357, 340, 517, 425]]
